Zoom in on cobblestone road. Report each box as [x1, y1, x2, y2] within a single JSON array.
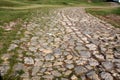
[[1, 7, 120, 80]]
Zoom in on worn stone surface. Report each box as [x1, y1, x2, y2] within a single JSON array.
[[79, 50, 91, 58], [24, 57, 34, 65], [45, 54, 55, 61], [89, 58, 99, 67], [32, 66, 40, 76], [100, 72, 113, 80], [102, 61, 114, 70], [71, 75, 78, 80], [74, 66, 87, 75], [86, 71, 100, 80], [51, 70, 62, 77], [1, 7, 120, 80], [66, 64, 74, 69], [8, 44, 18, 51]]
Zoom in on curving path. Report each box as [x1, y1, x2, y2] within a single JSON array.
[[1, 7, 120, 80]]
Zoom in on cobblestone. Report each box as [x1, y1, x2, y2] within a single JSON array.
[[1, 7, 120, 80]]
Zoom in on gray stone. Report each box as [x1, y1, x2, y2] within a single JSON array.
[[1, 54, 11, 61], [0, 65, 10, 75], [12, 40, 21, 44], [81, 37, 89, 43], [71, 75, 78, 80], [115, 34, 120, 40], [14, 63, 25, 71], [66, 64, 74, 69], [89, 58, 99, 67], [17, 49, 23, 54], [53, 61, 63, 66], [99, 45, 107, 53], [100, 72, 113, 80], [20, 37, 28, 42], [34, 59, 43, 67], [30, 41, 38, 46], [115, 63, 120, 69], [54, 38, 61, 42], [63, 52, 69, 56], [32, 66, 40, 76], [45, 54, 55, 61], [65, 60, 73, 64], [58, 67, 66, 72], [31, 36, 39, 41], [81, 75, 87, 80], [79, 51, 91, 58], [64, 70, 72, 76], [24, 57, 34, 65], [76, 58, 88, 65], [40, 68, 46, 73], [94, 54, 105, 61], [74, 66, 87, 75], [43, 62, 52, 67], [8, 44, 18, 51], [61, 44, 68, 49], [86, 71, 100, 80], [114, 51, 120, 58], [52, 71, 62, 77], [28, 46, 37, 52], [54, 48, 62, 57], [85, 65, 93, 70], [102, 61, 113, 70], [42, 75, 54, 79], [75, 45, 87, 51], [61, 78, 69, 80], [113, 59, 120, 63], [106, 54, 114, 60], [76, 42, 83, 46], [86, 44, 97, 50], [47, 67, 53, 71]]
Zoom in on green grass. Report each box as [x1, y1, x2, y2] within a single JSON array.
[[0, 0, 26, 7], [14, 0, 89, 5], [86, 7, 120, 28], [86, 7, 120, 15], [0, 8, 31, 25], [0, 0, 109, 7]]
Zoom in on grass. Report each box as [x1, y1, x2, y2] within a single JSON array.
[[0, 8, 31, 25], [0, 0, 26, 7], [0, 0, 110, 8], [86, 7, 120, 15], [86, 7, 120, 28], [13, 0, 108, 5], [13, 0, 89, 5]]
